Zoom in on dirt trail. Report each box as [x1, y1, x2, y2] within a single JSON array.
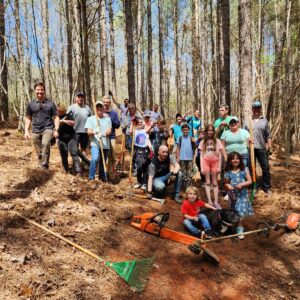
[[0, 127, 299, 299]]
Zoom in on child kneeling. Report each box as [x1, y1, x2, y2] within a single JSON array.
[[181, 186, 217, 239]]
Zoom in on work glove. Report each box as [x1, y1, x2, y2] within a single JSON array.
[[95, 132, 106, 140], [146, 191, 152, 199]]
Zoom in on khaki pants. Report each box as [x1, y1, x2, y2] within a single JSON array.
[[108, 139, 116, 173], [32, 130, 53, 167]]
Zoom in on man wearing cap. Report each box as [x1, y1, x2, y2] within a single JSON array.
[[214, 105, 233, 138], [244, 101, 272, 194], [169, 113, 184, 154], [103, 95, 120, 172], [85, 101, 112, 181], [24, 80, 59, 169], [67, 92, 92, 163], [123, 103, 143, 153]]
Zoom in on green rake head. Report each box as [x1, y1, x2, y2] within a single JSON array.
[[106, 256, 154, 292]]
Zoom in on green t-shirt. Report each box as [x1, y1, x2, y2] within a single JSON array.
[[220, 128, 250, 155], [214, 116, 233, 138]]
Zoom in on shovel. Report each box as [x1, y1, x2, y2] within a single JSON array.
[[125, 192, 166, 205]]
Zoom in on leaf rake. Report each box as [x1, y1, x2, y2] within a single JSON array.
[[15, 213, 154, 292]]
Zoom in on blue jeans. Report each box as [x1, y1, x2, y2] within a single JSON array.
[[153, 171, 182, 198], [254, 148, 271, 191], [89, 146, 108, 181], [183, 214, 212, 237], [241, 153, 249, 168], [125, 134, 133, 153]]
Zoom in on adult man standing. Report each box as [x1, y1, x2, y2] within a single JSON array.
[[85, 101, 112, 181], [24, 80, 59, 169], [184, 110, 202, 137], [147, 145, 183, 203], [111, 96, 130, 128], [123, 103, 143, 152], [214, 105, 232, 138], [67, 92, 92, 163], [150, 103, 163, 122], [244, 101, 272, 194], [103, 95, 120, 172]]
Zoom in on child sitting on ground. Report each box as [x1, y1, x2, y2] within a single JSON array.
[[181, 186, 217, 239], [224, 151, 253, 240], [176, 124, 197, 183]]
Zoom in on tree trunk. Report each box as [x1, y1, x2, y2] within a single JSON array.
[[137, 0, 144, 109], [158, 0, 164, 117], [147, 0, 153, 108], [41, 0, 51, 97], [0, 0, 8, 120], [124, 0, 136, 103], [108, 0, 117, 98], [238, 0, 253, 121], [65, 0, 73, 104], [81, 0, 91, 105], [217, 0, 230, 108]]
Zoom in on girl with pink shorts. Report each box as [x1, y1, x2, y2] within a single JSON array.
[[199, 124, 227, 209]]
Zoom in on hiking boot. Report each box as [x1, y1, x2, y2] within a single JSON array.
[[236, 226, 245, 240], [205, 229, 213, 239], [141, 184, 147, 191], [133, 183, 141, 189]]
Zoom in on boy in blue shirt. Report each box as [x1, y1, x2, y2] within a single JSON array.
[[176, 124, 197, 182]]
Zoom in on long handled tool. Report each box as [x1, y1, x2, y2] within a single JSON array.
[[16, 212, 154, 292], [249, 117, 256, 203], [128, 125, 135, 183], [91, 94, 108, 182], [126, 192, 166, 205]]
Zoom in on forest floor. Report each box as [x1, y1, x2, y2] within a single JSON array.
[[0, 125, 300, 300]]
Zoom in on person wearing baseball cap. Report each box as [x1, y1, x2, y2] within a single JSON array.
[[66, 91, 92, 165], [244, 100, 272, 194], [85, 100, 112, 181], [220, 116, 250, 167]]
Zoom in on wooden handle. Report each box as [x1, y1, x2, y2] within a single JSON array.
[[16, 213, 103, 262], [129, 127, 135, 182]]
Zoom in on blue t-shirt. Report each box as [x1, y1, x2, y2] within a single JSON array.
[[84, 115, 112, 149], [186, 116, 201, 137], [220, 129, 250, 155], [179, 136, 194, 161], [171, 123, 183, 143]]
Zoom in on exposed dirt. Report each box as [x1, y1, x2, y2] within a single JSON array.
[[0, 127, 299, 300]]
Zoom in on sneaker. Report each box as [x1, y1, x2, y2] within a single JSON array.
[[236, 226, 245, 240], [264, 189, 271, 195], [141, 184, 147, 191], [133, 183, 141, 189], [205, 229, 213, 239]]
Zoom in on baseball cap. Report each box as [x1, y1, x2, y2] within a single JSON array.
[[76, 91, 85, 97], [229, 116, 239, 125], [95, 100, 104, 107], [252, 101, 262, 108], [143, 110, 151, 117]]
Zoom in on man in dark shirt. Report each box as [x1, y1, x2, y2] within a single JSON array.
[[24, 80, 59, 169], [147, 145, 182, 203]]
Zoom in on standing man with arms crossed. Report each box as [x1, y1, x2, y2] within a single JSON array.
[[67, 92, 92, 165], [244, 101, 272, 194], [24, 80, 59, 169]]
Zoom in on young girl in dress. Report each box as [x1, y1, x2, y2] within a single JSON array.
[[224, 151, 253, 239], [199, 124, 226, 209]]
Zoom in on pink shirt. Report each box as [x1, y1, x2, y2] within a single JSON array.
[[199, 138, 223, 158]]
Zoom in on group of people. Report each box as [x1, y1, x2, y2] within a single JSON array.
[[25, 79, 272, 239]]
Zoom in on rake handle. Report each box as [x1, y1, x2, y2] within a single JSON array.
[[16, 213, 102, 262], [129, 126, 135, 182]]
